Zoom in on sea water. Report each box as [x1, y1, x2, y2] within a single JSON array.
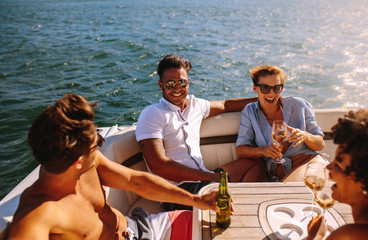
[[1, 0, 367, 198]]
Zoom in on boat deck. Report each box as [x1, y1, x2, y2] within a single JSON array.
[[193, 182, 352, 240]]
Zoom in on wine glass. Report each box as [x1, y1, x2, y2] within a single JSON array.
[[314, 187, 335, 217], [271, 120, 287, 164], [304, 162, 326, 217]]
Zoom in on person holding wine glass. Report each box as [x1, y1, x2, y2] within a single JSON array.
[[236, 64, 327, 181], [304, 162, 327, 217], [307, 109, 368, 240], [271, 120, 288, 163]]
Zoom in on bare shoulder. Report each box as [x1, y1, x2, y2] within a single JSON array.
[[8, 188, 60, 239], [327, 223, 368, 240], [12, 186, 59, 223]]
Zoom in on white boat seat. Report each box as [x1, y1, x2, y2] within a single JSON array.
[[101, 110, 347, 215]]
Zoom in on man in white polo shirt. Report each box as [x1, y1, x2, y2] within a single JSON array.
[[136, 55, 263, 210]]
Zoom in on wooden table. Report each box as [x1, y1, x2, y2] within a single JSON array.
[[192, 182, 353, 240]]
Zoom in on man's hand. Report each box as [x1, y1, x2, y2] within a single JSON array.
[[307, 214, 327, 240], [196, 190, 235, 215], [196, 190, 218, 212], [286, 125, 308, 147]]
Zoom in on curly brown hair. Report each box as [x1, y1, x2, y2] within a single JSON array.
[[331, 109, 368, 191], [28, 93, 97, 174]]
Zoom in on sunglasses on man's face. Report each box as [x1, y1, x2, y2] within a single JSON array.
[[255, 83, 284, 94], [164, 79, 188, 90], [96, 133, 105, 147], [85, 133, 105, 154]]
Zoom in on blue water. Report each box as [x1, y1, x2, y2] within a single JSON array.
[[1, 0, 367, 199]]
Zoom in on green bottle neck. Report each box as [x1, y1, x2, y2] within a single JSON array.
[[219, 172, 228, 194]]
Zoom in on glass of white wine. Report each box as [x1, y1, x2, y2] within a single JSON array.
[[314, 187, 335, 216], [271, 120, 287, 164], [304, 162, 326, 217]]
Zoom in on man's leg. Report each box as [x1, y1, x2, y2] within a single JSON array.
[[127, 207, 154, 239], [168, 210, 192, 240], [148, 210, 193, 240], [221, 158, 266, 182]]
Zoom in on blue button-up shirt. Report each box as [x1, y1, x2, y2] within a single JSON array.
[[236, 96, 324, 174]]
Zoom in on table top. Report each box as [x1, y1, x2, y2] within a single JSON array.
[[192, 182, 353, 240]]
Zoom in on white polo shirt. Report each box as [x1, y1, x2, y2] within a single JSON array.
[[136, 95, 212, 184]]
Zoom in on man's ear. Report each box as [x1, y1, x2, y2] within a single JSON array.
[[253, 84, 257, 93], [158, 80, 164, 91], [73, 156, 84, 170]]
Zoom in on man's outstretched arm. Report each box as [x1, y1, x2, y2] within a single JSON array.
[[96, 151, 218, 211], [138, 138, 219, 182], [208, 97, 257, 117]]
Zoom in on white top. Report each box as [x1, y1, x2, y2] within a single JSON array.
[[136, 95, 212, 185]]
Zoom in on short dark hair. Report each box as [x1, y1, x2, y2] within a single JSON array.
[[157, 55, 192, 79], [28, 93, 97, 174], [250, 65, 287, 85], [332, 109, 368, 191]]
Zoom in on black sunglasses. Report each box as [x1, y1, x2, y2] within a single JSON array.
[[85, 133, 105, 155], [165, 79, 188, 90], [254, 83, 283, 94]]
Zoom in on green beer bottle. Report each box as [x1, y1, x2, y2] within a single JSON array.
[[216, 171, 231, 228]]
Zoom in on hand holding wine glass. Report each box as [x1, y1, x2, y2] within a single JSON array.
[[307, 214, 327, 240], [304, 162, 326, 217], [271, 120, 287, 164]]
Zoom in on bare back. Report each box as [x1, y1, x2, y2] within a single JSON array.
[[7, 166, 128, 240], [327, 223, 368, 240]]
